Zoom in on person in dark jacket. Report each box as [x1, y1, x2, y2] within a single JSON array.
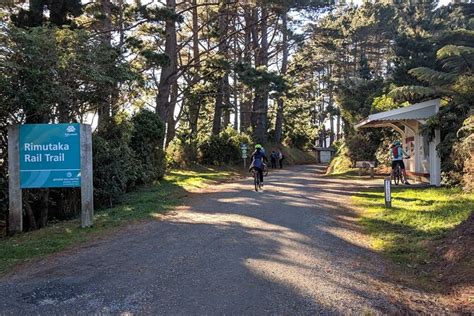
[[250, 144, 268, 186], [278, 150, 284, 169], [270, 150, 277, 168]]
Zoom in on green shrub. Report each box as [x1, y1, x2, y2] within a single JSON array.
[[328, 141, 352, 174], [93, 117, 140, 207], [0, 126, 8, 226], [278, 146, 315, 165], [166, 137, 198, 168], [0, 169, 7, 222], [130, 109, 166, 183], [285, 130, 312, 150], [440, 115, 473, 187], [375, 137, 396, 167], [199, 127, 252, 165], [347, 132, 379, 163]]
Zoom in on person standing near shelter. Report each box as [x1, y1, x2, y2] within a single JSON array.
[[270, 150, 277, 168], [278, 150, 284, 169], [390, 140, 410, 185]]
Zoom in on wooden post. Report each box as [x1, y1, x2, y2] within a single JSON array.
[[80, 124, 94, 227], [8, 125, 22, 234]]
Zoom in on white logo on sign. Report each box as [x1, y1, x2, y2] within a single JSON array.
[[66, 125, 76, 133], [67, 172, 72, 178]]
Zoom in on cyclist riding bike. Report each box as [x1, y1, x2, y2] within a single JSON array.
[[250, 144, 268, 187], [390, 140, 410, 185]]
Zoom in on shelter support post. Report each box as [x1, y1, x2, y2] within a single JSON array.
[[429, 129, 441, 186]]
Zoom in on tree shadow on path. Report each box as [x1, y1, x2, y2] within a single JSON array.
[[0, 165, 451, 314]]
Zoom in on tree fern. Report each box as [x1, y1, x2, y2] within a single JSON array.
[[388, 86, 439, 102], [408, 67, 456, 85], [438, 30, 474, 47], [437, 45, 474, 72]]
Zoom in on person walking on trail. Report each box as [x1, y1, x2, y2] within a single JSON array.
[[270, 150, 277, 168], [250, 144, 268, 186], [278, 150, 284, 169], [390, 140, 410, 185]]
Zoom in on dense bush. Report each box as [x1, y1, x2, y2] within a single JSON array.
[[199, 127, 252, 165], [442, 114, 474, 187], [346, 132, 378, 163], [0, 170, 7, 222], [375, 138, 396, 167], [285, 130, 311, 150], [327, 140, 352, 174], [166, 137, 199, 168], [130, 109, 166, 183], [328, 130, 395, 174], [93, 117, 140, 207], [1, 126, 9, 228], [93, 110, 167, 207]]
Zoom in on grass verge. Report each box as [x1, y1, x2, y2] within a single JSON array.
[[324, 168, 360, 179], [353, 187, 474, 280], [0, 166, 240, 275]]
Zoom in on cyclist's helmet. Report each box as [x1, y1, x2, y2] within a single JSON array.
[[255, 144, 262, 150]]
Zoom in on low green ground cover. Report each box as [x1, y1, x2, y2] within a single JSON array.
[[0, 166, 239, 274], [324, 168, 360, 179], [354, 187, 474, 268]]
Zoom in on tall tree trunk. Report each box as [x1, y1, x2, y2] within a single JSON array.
[[23, 191, 37, 231], [223, 105, 230, 128], [240, 9, 253, 133], [212, 87, 224, 135], [328, 65, 335, 146], [233, 28, 239, 130], [166, 81, 179, 146], [39, 189, 49, 228], [252, 7, 269, 144], [188, 0, 201, 138], [274, 11, 288, 144], [97, 0, 113, 131], [329, 115, 335, 145], [156, 0, 177, 145], [212, 0, 230, 135]]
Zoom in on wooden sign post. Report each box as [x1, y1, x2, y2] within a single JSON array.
[[7, 126, 22, 233], [8, 124, 93, 234]]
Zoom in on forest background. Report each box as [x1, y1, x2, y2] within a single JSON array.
[[0, 0, 472, 231]]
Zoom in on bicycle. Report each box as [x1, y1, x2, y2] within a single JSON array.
[[263, 163, 269, 176], [392, 164, 403, 185], [392, 156, 410, 185], [251, 168, 262, 192]]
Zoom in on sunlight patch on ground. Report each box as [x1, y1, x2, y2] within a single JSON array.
[[162, 211, 310, 243], [285, 201, 311, 207], [216, 197, 260, 205]]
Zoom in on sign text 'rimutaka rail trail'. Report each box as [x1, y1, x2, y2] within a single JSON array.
[[19, 124, 81, 189]]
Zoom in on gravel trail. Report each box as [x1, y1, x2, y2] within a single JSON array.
[[0, 165, 449, 314]]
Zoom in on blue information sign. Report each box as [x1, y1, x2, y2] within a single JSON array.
[[19, 124, 81, 188]]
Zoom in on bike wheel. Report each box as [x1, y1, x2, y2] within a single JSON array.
[[394, 166, 401, 185], [254, 172, 259, 191]]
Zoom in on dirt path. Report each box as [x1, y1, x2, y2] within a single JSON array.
[[0, 165, 450, 314]]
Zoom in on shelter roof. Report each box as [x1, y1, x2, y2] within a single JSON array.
[[355, 99, 440, 129]]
